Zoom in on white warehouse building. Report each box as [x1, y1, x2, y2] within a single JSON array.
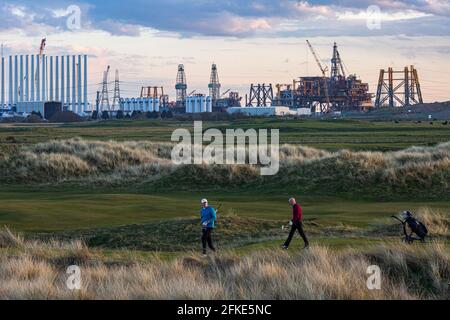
[[185, 95, 212, 113], [226, 106, 294, 117]]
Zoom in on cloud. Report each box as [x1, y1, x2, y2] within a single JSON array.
[[0, 0, 449, 38]]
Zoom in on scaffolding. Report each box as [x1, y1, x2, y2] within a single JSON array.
[[175, 64, 187, 107], [375, 66, 423, 108], [208, 64, 221, 103], [112, 69, 121, 110], [246, 84, 273, 107]]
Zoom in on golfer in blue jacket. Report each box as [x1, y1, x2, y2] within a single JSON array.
[[200, 199, 217, 255]]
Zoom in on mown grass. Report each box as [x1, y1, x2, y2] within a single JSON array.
[[22, 208, 447, 252], [1, 188, 450, 232], [1, 119, 450, 152]]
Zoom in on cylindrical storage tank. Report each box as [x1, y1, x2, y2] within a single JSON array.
[[147, 98, 153, 112], [143, 98, 148, 112], [137, 98, 143, 112], [201, 96, 207, 113], [187, 98, 192, 113], [125, 98, 130, 112], [191, 98, 195, 113], [185, 97, 190, 113], [193, 97, 198, 113], [154, 98, 160, 112], [206, 96, 212, 113], [149, 98, 153, 112], [190, 98, 195, 113]]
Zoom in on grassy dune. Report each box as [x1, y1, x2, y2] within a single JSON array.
[[1, 138, 449, 200]]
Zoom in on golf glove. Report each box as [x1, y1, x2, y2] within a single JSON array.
[[202, 222, 208, 227], [289, 221, 293, 226]]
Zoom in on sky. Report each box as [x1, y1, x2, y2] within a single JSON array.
[[1, 0, 450, 103]]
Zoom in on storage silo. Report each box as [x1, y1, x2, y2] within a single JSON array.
[[138, 98, 144, 112], [148, 98, 154, 112], [142, 98, 148, 112], [201, 96, 207, 113], [154, 98, 160, 112], [190, 97, 195, 113], [185, 97, 191, 113], [206, 96, 212, 113]]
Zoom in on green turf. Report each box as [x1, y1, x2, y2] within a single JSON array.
[[1, 118, 450, 152], [1, 189, 449, 233]]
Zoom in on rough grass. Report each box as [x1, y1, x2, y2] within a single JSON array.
[[0, 208, 448, 300], [0, 230, 448, 299], [1, 138, 449, 198]]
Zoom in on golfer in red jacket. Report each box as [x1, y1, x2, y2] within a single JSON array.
[[282, 198, 309, 249]]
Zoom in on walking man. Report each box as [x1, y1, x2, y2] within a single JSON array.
[[200, 199, 217, 255], [282, 198, 309, 249]]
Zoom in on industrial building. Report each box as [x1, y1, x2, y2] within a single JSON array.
[[185, 94, 212, 113], [0, 51, 89, 115], [272, 41, 372, 113], [227, 106, 292, 117], [120, 97, 161, 113], [214, 91, 242, 110]]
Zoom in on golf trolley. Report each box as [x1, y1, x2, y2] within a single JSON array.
[[391, 211, 428, 244]]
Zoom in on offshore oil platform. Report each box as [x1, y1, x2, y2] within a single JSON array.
[[271, 41, 373, 113]]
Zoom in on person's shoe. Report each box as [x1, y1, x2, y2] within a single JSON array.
[[202, 252, 207, 257], [281, 245, 288, 250], [303, 243, 310, 249]]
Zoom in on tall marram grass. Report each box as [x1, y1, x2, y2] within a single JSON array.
[[0, 138, 449, 196], [0, 226, 448, 299]]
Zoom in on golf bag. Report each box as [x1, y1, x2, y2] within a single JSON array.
[[392, 211, 428, 244]]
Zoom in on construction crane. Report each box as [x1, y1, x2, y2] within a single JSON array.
[[39, 38, 46, 57], [306, 40, 331, 111], [188, 90, 196, 96], [221, 89, 231, 97], [306, 40, 328, 77]]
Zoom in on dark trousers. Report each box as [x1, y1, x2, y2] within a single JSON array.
[[202, 228, 216, 253], [284, 222, 309, 248]]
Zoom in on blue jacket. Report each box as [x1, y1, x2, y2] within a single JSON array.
[[201, 206, 217, 229]]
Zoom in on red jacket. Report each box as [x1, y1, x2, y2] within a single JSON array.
[[292, 203, 303, 223]]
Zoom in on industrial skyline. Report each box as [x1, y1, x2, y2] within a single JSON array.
[[0, 1, 449, 104]]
